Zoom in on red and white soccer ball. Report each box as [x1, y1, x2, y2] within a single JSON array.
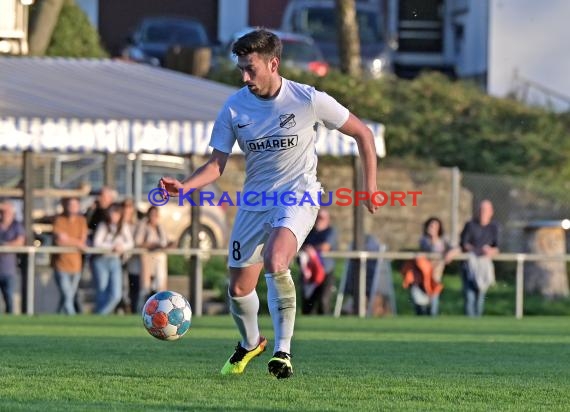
[[142, 291, 192, 341]]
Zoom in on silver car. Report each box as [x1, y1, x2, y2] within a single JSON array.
[[281, 0, 394, 78], [219, 28, 329, 77], [33, 153, 228, 251]]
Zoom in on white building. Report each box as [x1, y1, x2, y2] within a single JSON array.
[[390, 0, 570, 111], [0, 0, 34, 55], [488, 0, 570, 112]]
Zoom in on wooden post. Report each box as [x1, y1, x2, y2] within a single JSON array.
[[515, 254, 525, 319], [104, 153, 116, 189], [21, 150, 34, 314], [352, 155, 365, 316], [187, 155, 203, 316]]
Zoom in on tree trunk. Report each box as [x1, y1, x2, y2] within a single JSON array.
[[335, 0, 362, 76], [28, 0, 65, 56]]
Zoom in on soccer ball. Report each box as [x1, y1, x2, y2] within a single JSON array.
[[142, 291, 192, 341]]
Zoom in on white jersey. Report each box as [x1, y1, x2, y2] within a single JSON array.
[[210, 77, 349, 211]]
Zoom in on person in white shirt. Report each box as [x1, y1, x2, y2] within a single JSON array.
[[160, 29, 378, 379], [92, 203, 134, 315]]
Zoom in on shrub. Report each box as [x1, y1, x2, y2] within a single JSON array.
[[44, 0, 108, 58], [207, 67, 570, 201]]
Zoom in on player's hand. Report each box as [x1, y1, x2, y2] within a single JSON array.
[[367, 188, 381, 214], [365, 199, 379, 214], [159, 176, 183, 197]]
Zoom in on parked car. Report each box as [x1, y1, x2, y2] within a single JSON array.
[[32, 153, 228, 253], [281, 0, 394, 78], [121, 16, 211, 67], [217, 28, 329, 77]]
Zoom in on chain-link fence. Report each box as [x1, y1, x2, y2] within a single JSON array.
[[462, 171, 570, 253]]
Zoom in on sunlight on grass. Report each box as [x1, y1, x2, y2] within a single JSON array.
[[0, 316, 569, 411]]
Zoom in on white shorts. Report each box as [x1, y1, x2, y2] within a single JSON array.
[[227, 204, 319, 268]]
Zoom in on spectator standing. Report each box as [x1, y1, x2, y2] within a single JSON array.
[[84, 186, 116, 313], [92, 203, 134, 314], [300, 209, 338, 314], [418, 217, 458, 316], [85, 186, 115, 241], [0, 202, 25, 314], [459, 200, 499, 317], [52, 197, 88, 315], [7, 180, 27, 313], [128, 206, 169, 313], [117, 198, 138, 313]]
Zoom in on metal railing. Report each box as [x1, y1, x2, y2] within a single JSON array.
[[0, 246, 568, 318]]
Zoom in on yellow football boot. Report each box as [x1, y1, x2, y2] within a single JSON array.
[[220, 336, 268, 375]]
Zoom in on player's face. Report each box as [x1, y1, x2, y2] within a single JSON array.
[[237, 52, 279, 98]]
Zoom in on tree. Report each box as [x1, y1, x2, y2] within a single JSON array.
[[28, 0, 65, 56], [28, 0, 107, 58], [335, 0, 362, 77], [45, 0, 107, 57]]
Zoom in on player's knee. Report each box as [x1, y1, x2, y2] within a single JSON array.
[[228, 282, 252, 298], [263, 251, 291, 273]]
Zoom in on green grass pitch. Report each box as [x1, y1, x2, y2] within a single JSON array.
[[0, 315, 569, 411]]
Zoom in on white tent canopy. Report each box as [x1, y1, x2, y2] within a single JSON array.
[[0, 57, 385, 157]]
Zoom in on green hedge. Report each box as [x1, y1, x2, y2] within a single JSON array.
[[208, 66, 570, 200]]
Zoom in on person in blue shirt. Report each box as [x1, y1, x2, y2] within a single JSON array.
[[301, 208, 338, 315], [0, 202, 25, 314]]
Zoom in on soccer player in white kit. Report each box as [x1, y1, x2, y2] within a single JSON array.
[[160, 29, 379, 379]]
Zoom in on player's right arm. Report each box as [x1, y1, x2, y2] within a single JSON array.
[[160, 149, 229, 197], [337, 113, 378, 214], [160, 103, 235, 197], [313, 89, 378, 214]]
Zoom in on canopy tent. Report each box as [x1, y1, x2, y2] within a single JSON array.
[[0, 57, 385, 157]]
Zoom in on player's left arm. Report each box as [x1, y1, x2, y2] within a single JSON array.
[[337, 113, 379, 214]]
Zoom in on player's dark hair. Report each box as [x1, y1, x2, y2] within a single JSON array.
[[232, 29, 282, 61]]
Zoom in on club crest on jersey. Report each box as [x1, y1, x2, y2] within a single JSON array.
[[279, 114, 296, 129], [247, 135, 298, 152]]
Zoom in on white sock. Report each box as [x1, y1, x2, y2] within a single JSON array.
[[265, 270, 296, 354], [229, 289, 260, 350]]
